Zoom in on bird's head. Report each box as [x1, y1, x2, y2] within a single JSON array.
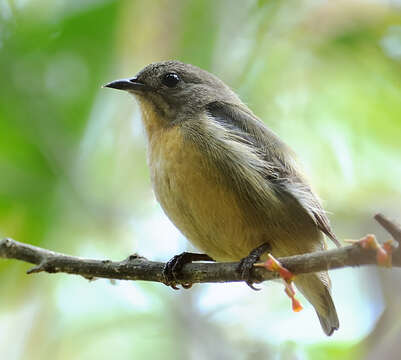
[[104, 60, 241, 124]]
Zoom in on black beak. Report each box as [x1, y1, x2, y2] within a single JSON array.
[[103, 77, 147, 92]]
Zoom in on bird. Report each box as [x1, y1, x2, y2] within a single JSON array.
[[104, 60, 340, 336]]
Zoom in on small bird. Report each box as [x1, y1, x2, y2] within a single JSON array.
[[105, 60, 340, 336]]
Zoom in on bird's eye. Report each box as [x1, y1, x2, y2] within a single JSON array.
[[162, 72, 180, 88]]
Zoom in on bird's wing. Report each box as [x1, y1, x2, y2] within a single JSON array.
[[204, 101, 340, 247]]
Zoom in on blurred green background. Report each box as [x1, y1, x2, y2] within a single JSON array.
[[0, 0, 400, 359]]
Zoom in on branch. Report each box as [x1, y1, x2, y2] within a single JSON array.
[[0, 213, 400, 285]]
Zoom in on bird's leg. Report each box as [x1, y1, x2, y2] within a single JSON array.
[[345, 234, 394, 267], [254, 254, 303, 312], [163, 252, 214, 290], [237, 242, 271, 290]]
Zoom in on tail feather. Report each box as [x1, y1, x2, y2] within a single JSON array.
[[294, 273, 339, 336], [316, 293, 339, 336]]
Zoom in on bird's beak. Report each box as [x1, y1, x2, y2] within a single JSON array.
[[103, 77, 147, 92]]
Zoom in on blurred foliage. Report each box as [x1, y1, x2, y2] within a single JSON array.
[[0, 0, 400, 359]]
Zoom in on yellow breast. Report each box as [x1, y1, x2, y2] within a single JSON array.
[[139, 98, 322, 261], [147, 123, 253, 261]]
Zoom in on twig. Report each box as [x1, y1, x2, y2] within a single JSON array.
[[0, 213, 400, 285]]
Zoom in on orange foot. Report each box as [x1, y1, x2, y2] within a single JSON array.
[[345, 234, 394, 267], [255, 254, 303, 312]]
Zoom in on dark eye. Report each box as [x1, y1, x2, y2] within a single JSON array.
[[162, 72, 180, 88]]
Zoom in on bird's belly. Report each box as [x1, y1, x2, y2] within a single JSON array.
[[148, 126, 321, 261], [148, 127, 258, 261], [157, 180, 254, 261]]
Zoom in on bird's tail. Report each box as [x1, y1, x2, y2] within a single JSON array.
[[294, 272, 339, 336]]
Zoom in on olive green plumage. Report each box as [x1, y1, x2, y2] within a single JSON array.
[[106, 60, 340, 336]]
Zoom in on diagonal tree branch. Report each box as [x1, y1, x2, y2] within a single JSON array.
[[0, 213, 400, 286]]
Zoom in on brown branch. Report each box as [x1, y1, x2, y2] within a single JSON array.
[[0, 213, 400, 285]]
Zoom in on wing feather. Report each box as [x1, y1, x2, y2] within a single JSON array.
[[204, 101, 340, 247]]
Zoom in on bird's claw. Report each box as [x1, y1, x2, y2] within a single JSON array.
[[246, 281, 261, 291], [163, 252, 213, 289], [163, 254, 192, 289], [237, 243, 270, 291], [237, 256, 262, 290], [255, 253, 303, 312], [345, 234, 394, 267], [237, 256, 260, 291]]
